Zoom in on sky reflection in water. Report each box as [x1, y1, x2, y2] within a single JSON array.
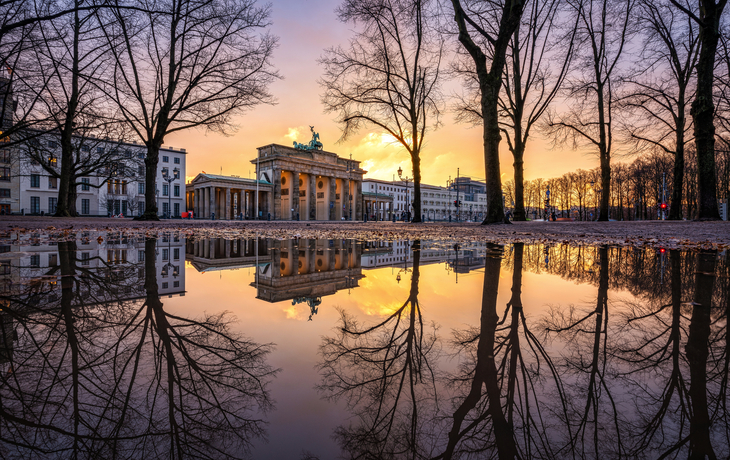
[[0, 235, 728, 459]]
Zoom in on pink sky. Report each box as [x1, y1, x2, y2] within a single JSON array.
[[169, 0, 599, 186]]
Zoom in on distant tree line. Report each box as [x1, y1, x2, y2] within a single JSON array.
[[0, 0, 278, 219], [504, 147, 730, 220]]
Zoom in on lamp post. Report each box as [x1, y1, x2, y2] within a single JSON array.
[[397, 166, 412, 222], [162, 168, 178, 219]]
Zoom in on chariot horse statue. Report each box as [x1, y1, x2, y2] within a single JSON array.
[[293, 125, 324, 151]]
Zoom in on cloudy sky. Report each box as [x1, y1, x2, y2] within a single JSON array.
[[170, 0, 597, 186]]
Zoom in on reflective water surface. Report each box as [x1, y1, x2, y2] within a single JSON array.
[[0, 234, 728, 459]]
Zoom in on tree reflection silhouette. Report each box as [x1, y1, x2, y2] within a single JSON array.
[[439, 243, 569, 460], [318, 240, 441, 459], [0, 237, 277, 459]]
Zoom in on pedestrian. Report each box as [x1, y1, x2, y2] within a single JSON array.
[[551, 211, 556, 221]]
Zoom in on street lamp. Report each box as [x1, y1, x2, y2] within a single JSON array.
[[162, 168, 179, 219], [397, 166, 412, 222]]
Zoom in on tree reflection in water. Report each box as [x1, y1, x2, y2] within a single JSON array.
[[0, 237, 277, 460], [318, 241, 730, 459], [440, 243, 568, 460], [318, 240, 441, 459]]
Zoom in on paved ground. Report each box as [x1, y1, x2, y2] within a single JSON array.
[[0, 216, 728, 249]]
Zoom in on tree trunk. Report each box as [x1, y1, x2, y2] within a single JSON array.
[[512, 144, 526, 221], [599, 149, 611, 221], [68, 174, 78, 216], [693, 1, 722, 220], [138, 144, 160, 221], [482, 75, 508, 224]]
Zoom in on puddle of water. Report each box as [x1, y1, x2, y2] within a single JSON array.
[[0, 234, 728, 459]]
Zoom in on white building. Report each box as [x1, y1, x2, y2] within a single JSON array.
[[14, 136, 186, 217], [363, 177, 489, 221]]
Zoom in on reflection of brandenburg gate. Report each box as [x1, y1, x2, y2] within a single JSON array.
[[185, 239, 364, 303], [255, 239, 363, 303]]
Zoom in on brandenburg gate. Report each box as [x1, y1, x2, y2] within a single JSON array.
[[188, 127, 365, 220]]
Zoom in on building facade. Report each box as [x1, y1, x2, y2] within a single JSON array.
[[363, 177, 489, 221], [9, 136, 185, 217], [255, 143, 365, 221]]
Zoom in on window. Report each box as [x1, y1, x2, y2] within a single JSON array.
[[162, 248, 169, 261], [162, 156, 169, 163], [79, 199, 89, 215], [174, 203, 179, 216], [173, 184, 179, 197], [30, 196, 40, 213], [30, 255, 40, 267], [138, 165, 144, 175], [48, 253, 57, 267], [48, 197, 57, 214], [30, 174, 40, 187], [173, 281, 179, 288], [0, 149, 10, 163], [49, 156, 57, 167], [81, 178, 90, 191], [173, 248, 180, 260], [138, 250, 144, 262], [163, 184, 169, 196], [162, 202, 169, 216], [49, 177, 57, 189], [81, 145, 90, 153], [81, 252, 90, 265], [138, 182, 145, 194], [138, 151, 145, 159], [173, 157, 180, 164], [162, 167, 169, 177], [96, 147, 104, 154], [162, 282, 168, 289], [48, 140, 58, 149], [0, 188, 9, 197], [0, 167, 9, 181]]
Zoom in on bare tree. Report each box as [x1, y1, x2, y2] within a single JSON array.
[[320, 0, 443, 223], [17, 0, 133, 216], [448, 0, 526, 224], [620, 0, 699, 220], [98, 0, 278, 220], [547, 0, 635, 221], [453, 0, 576, 221], [667, 0, 726, 220]]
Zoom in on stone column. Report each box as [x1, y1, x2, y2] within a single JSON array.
[[201, 188, 207, 219], [342, 178, 350, 221], [225, 188, 231, 220], [207, 187, 218, 219], [328, 177, 337, 220], [194, 189, 199, 217], [291, 171, 300, 220], [225, 239, 231, 258], [308, 175, 316, 220], [272, 168, 282, 220], [355, 181, 363, 220]]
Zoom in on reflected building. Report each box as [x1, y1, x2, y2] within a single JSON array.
[[185, 237, 271, 272], [186, 239, 364, 317], [1, 232, 186, 305], [361, 240, 486, 274]]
